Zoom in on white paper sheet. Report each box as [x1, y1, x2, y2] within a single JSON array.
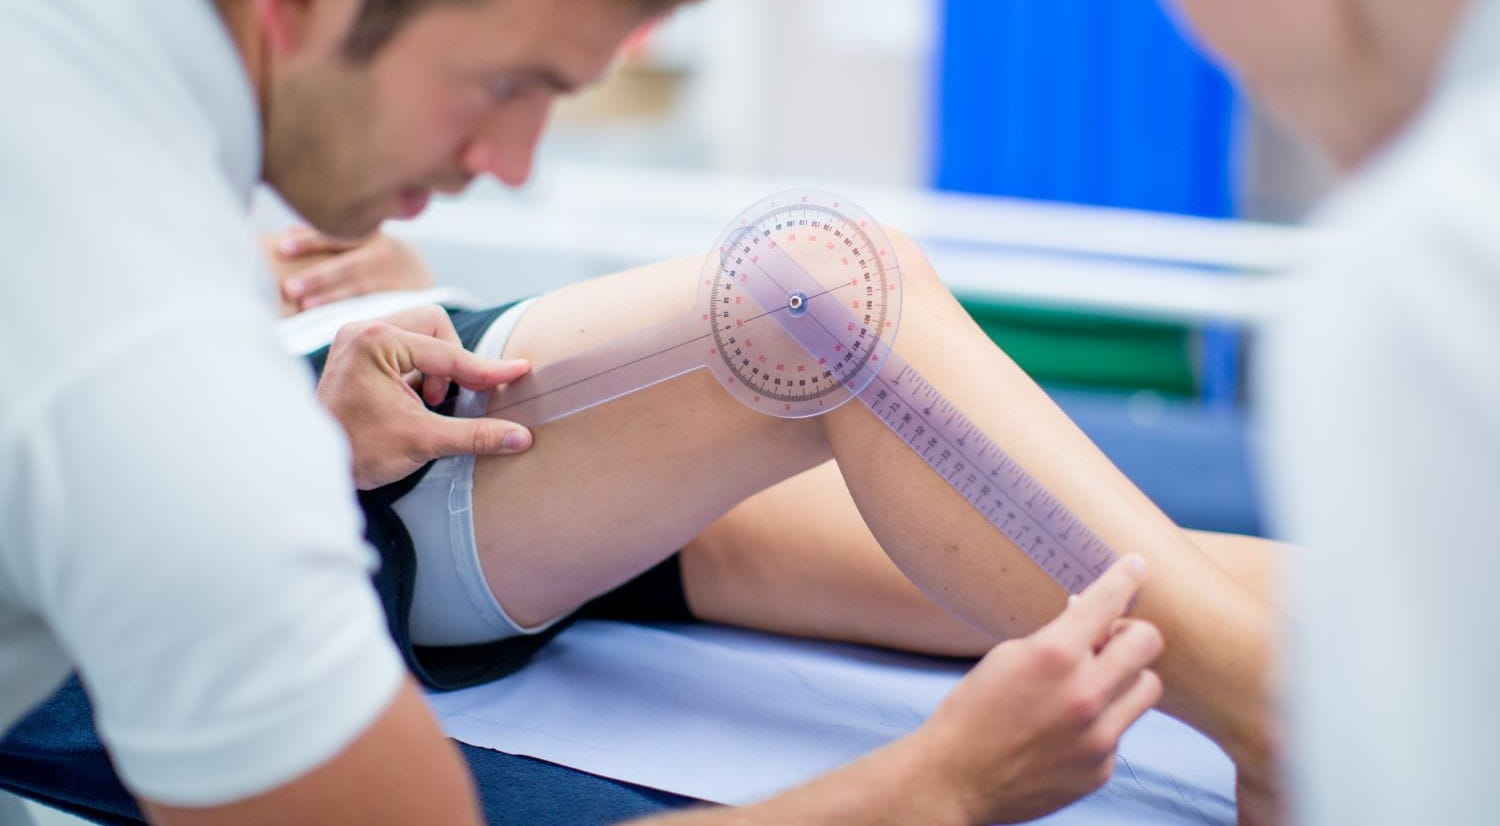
[[429, 620, 1235, 824]]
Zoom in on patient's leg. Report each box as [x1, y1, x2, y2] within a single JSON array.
[[807, 238, 1272, 801], [1186, 530, 1286, 607], [678, 460, 1283, 657], [474, 234, 1274, 811], [680, 460, 995, 657], [684, 461, 996, 656], [472, 255, 831, 627]]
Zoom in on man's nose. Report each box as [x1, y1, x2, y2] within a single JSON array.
[[461, 96, 552, 187]]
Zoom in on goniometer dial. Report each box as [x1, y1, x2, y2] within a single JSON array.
[[697, 190, 902, 418]]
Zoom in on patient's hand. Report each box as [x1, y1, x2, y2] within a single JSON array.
[[916, 556, 1162, 824], [263, 226, 435, 317], [318, 305, 532, 490]]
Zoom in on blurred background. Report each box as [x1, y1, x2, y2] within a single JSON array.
[[265, 0, 1341, 541]]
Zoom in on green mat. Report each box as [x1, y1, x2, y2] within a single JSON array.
[[957, 295, 1199, 397]]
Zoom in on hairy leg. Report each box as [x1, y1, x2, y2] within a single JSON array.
[[473, 235, 1273, 811]]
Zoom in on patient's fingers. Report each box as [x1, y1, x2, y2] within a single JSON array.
[[276, 225, 364, 257], [285, 259, 359, 305], [284, 233, 436, 310]]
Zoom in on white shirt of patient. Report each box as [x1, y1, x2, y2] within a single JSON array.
[[1264, 0, 1500, 821], [0, 0, 404, 806]]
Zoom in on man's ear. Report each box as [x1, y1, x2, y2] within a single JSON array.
[[253, 0, 321, 56]]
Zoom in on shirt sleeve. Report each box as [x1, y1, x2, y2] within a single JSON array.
[[10, 301, 406, 806], [0, 3, 409, 805]]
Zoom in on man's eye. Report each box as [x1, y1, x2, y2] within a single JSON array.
[[488, 78, 521, 103]]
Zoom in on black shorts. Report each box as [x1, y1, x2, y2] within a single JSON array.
[[306, 303, 692, 691]]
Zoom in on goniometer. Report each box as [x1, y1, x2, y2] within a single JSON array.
[[491, 190, 1117, 592]]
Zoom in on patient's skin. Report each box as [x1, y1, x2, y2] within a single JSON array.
[[263, 229, 435, 316], [471, 234, 1277, 821], [681, 460, 1285, 657]]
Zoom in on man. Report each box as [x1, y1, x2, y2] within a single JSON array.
[[0, 1, 1166, 824], [1168, 0, 1498, 822]]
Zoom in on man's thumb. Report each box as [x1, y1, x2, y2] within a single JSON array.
[[425, 414, 532, 461]]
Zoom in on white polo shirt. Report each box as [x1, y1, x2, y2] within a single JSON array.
[[0, 0, 403, 806], [1263, 0, 1500, 821]]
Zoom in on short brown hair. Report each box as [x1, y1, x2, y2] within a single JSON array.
[[343, 0, 687, 62]]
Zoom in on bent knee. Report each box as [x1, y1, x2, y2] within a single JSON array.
[[875, 223, 967, 321]]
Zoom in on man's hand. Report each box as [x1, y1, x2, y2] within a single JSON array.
[[638, 558, 1164, 826], [264, 226, 435, 315], [916, 555, 1162, 824], [317, 305, 532, 490]]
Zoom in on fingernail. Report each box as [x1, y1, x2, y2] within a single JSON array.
[[1127, 555, 1147, 579], [277, 237, 300, 255], [285, 278, 304, 298], [502, 429, 531, 451]]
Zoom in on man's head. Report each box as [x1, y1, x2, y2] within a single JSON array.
[[1167, 0, 1471, 169], [235, 0, 682, 238]]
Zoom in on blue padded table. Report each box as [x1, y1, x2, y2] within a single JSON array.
[[0, 677, 695, 825]]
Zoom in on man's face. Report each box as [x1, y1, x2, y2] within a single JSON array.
[[1165, 0, 1467, 167], [263, 0, 650, 238]]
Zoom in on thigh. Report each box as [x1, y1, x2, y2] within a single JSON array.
[[473, 257, 831, 627]]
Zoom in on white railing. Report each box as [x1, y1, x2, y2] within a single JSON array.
[[382, 161, 1315, 325]]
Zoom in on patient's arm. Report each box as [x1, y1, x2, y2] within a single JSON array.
[[261, 227, 434, 316]]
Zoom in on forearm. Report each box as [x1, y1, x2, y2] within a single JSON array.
[[628, 733, 971, 826]]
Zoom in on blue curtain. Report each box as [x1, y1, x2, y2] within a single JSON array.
[[933, 0, 1241, 403], [934, 0, 1236, 217]]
